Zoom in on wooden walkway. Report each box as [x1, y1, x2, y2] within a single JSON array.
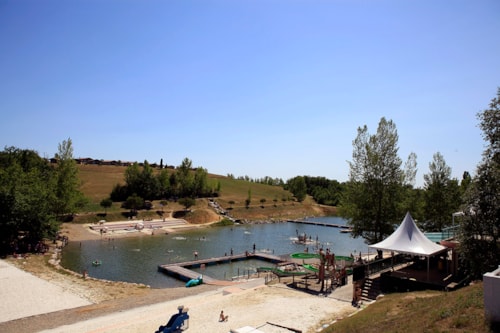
[[287, 219, 352, 230], [158, 252, 286, 285]]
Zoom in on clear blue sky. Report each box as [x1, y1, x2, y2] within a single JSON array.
[[1, 1, 499, 187]]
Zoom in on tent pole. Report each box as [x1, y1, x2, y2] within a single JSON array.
[[427, 257, 430, 282]]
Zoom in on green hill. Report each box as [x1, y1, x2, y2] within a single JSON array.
[[76, 164, 336, 224], [326, 281, 493, 333]]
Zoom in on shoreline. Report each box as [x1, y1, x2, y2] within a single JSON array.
[[60, 218, 216, 243]]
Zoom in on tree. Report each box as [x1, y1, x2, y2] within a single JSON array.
[[400, 152, 425, 223], [460, 171, 472, 196], [287, 176, 307, 202], [139, 160, 160, 200], [157, 169, 171, 199], [193, 167, 209, 197], [52, 138, 84, 219], [245, 189, 252, 208], [100, 198, 112, 214], [404, 152, 418, 187], [459, 88, 500, 279], [124, 162, 141, 196], [422, 152, 461, 231], [0, 147, 59, 255], [159, 199, 169, 212], [340, 117, 407, 255], [177, 158, 194, 197], [124, 194, 144, 215]]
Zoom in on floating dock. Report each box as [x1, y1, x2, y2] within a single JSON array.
[[287, 219, 352, 230], [158, 252, 286, 285]]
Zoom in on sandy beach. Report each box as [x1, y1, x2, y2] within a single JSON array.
[[0, 221, 365, 333]]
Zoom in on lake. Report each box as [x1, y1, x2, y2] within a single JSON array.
[[61, 216, 370, 288]]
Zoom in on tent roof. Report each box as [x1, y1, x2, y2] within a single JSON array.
[[369, 212, 446, 257]]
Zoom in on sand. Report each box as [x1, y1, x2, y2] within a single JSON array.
[[57, 283, 354, 333], [0, 260, 91, 323]]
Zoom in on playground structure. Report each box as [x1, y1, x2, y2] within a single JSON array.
[[261, 252, 354, 293], [155, 305, 189, 333]]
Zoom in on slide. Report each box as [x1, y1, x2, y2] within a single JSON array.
[[185, 275, 203, 287], [302, 264, 319, 273], [290, 253, 320, 259]]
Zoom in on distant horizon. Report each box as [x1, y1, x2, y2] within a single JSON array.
[[40, 152, 474, 188]]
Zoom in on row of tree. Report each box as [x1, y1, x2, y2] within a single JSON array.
[[286, 176, 344, 205], [0, 139, 84, 255], [110, 157, 219, 203], [458, 89, 500, 279], [335, 90, 499, 279], [286, 150, 468, 235]]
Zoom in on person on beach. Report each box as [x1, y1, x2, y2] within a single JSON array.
[[219, 310, 228, 322]]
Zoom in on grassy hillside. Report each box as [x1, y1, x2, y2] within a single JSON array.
[[76, 164, 335, 223], [326, 281, 494, 333]]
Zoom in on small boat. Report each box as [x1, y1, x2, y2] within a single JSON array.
[[92, 260, 102, 266]]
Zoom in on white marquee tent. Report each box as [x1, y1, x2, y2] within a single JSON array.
[[370, 212, 446, 256], [370, 212, 447, 280]]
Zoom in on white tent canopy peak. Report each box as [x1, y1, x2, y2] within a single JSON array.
[[369, 212, 446, 257]]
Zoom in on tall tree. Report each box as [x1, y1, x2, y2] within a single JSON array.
[[124, 162, 141, 196], [192, 167, 209, 197], [0, 147, 58, 254], [286, 176, 307, 202], [340, 117, 406, 255], [400, 152, 425, 222], [139, 160, 159, 200], [177, 158, 194, 197], [52, 138, 84, 218], [157, 168, 171, 199], [423, 152, 461, 231], [403, 152, 418, 187], [459, 88, 500, 279]]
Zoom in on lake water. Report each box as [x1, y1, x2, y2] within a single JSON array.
[[61, 216, 370, 288]]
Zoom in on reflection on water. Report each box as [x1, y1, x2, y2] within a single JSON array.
[[61, 217, 368, 288]]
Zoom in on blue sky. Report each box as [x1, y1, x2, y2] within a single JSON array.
[[1, 1, 499, 188]]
